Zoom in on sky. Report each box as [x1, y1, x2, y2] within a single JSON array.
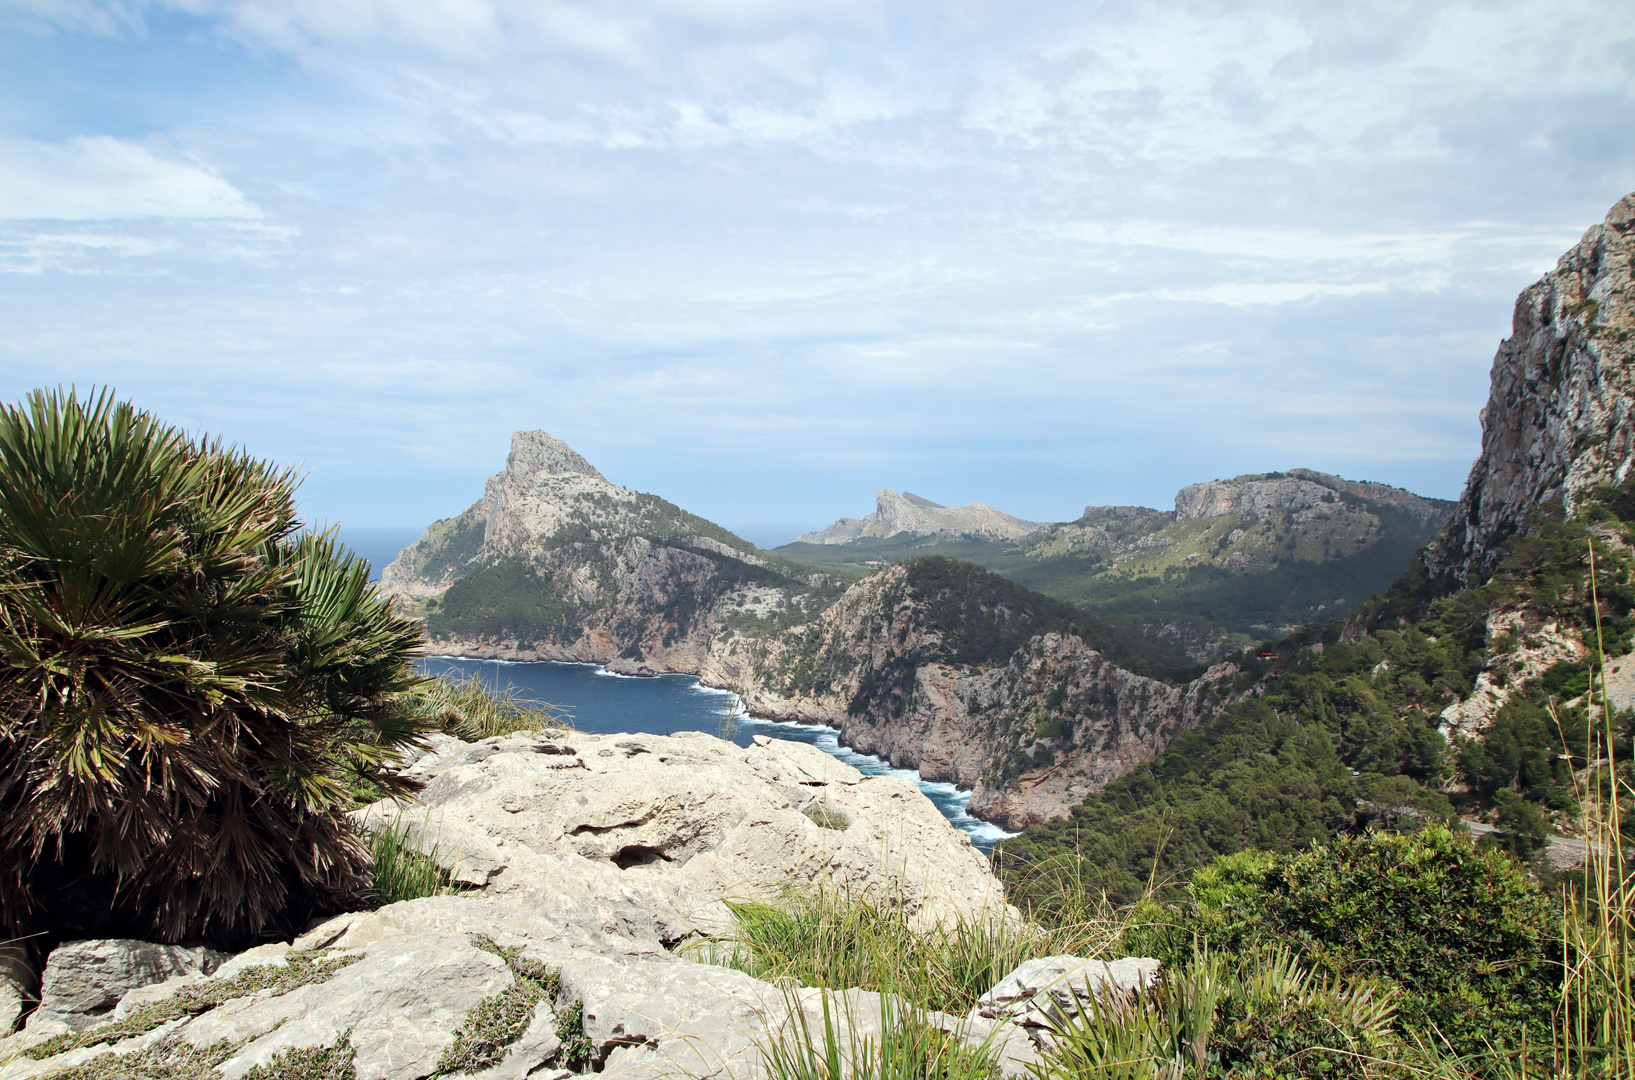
[[1, 1, 1633, 552]]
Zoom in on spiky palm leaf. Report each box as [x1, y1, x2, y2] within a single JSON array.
[[0, 389, 429, 945]]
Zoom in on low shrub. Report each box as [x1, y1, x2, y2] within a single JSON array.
[[1174, 827, 1560, 1056], [802, 805, 852, 831], [1039, 949, 1399, 1080]]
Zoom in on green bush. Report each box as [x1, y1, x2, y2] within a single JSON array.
[[1180, 827, 1560, 1055]]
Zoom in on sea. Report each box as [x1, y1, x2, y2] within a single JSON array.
[[418, 656, 1017, 852]]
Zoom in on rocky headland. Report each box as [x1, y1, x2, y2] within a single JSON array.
[[380, 435, 1253, 830]]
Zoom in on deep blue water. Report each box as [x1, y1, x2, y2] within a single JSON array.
[[419, 657, 1016, 851]]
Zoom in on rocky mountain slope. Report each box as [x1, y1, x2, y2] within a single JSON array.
[[781, 469, 1453, 657], [703, 558, 1239, 828], [797, 489, 1045, 544], [1425, 191, 1635, 589]]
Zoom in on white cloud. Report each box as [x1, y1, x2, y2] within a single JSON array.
[[0, 0, 1630, 532], [0, 137, 262, 220]]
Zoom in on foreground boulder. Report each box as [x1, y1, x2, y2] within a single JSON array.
[[0, 945, 31, 1036], [363, 729, 1005, 939], [29, 939, 227, 1033], [0, 729, 1084, 1077], [976, 955, 1161, 1032], [0, 897, 782, 1079]]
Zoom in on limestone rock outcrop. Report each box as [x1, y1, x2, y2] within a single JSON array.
[[358, 729, 1004, 937], [29, 939, 227, 1032], [1, 896, 1150, 1080], [1426, 191, 1635, 589], [797, 490, 1045, 544], [976, 955, 1161, 1031], [0, 741, 1147, 1080], [1438, 607, 1587, 739], [1175, 469, 1450, 528], [0, 897, 787, 1080]]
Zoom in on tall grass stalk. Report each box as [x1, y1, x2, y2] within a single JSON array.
[[761, 988, 997, 1080], [366, 816, 458, 906], [1557, 541, 1634, 1077], [413, 673, 567, 740], [695, 885, 1125, 1016], [717, 688, 744, 744]]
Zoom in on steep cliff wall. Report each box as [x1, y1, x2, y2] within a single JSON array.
[[1425, 192, 1635, 589], [700, 560, 1237, 830]]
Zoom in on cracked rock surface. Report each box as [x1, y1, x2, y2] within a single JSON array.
[[364, 728, 1005, 939]]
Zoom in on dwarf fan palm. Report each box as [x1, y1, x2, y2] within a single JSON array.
[[0, 389, 428, 945]]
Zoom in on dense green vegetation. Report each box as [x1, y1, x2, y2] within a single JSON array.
[[425, 557, 586, 644], [714, 818, 1601, 1078], [1161, 829, 1560, 1055], [898, 556, 1199, 678], [0, 390, 430, 948]]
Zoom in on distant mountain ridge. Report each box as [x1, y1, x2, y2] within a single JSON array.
[[796, 489, 1046, 545], [779, 469, 1455, 656]]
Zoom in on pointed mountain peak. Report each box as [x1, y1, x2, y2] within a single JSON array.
[[505, 430, 604, 482]]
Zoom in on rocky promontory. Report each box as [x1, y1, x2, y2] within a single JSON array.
[[1426, 192, 1635, 589]]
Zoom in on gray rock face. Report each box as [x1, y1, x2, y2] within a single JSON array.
[[705, 567, 1245, 830], [0, 945, 32, 1035], [975, 954, 1161, 1031], [29, 939, 227, 1032], [359, 729, 1005, 938], [0, 898, 784, 1080], [1425, 191, 1635, 589], [505, 429, 605, 483], [796, 489, 1046, 544]]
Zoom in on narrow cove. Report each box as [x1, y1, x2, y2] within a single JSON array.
[[420, 656, 1017, 851]]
